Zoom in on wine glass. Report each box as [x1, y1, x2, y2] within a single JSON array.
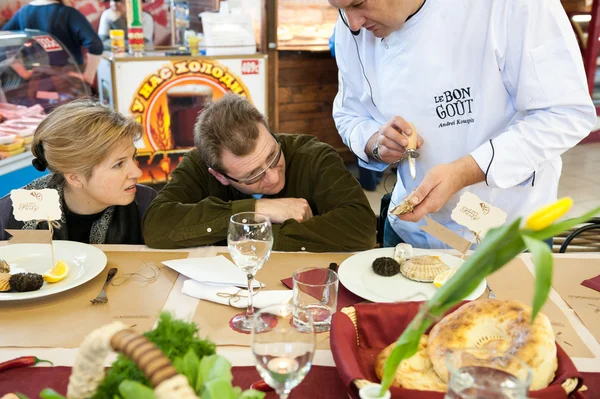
[[227, 212, 273, 332], [252, 304, 316, 399]]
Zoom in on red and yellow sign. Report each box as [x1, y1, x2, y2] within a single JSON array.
[[129, 59, 252, 184]]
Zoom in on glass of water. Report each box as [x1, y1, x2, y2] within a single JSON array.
[[292, 267, 338, 333], [228, 212, 273, 333], [252, 303, 316, 399], [444, 348, 532, 399]]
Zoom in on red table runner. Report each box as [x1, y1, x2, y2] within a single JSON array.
[[0, 365, 348, 398], [0, 366, 597, 398]]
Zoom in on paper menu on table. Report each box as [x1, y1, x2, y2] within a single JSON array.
[[162, 255, 262, 288], [551, 258, 600, 344], [487, 258, 594, 358]]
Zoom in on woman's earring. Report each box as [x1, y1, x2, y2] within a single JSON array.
[[78, 183, 83, 189]]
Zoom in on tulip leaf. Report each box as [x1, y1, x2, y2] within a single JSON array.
[[526, 207, 600, 241], [380, 317, 431, 394], [522, 234, 553, 321]]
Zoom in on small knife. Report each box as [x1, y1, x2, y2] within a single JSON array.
[[405, 123, 420, 180]]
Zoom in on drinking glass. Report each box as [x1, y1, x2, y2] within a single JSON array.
[[292, 267, 338, 332], [444, 348, 532, 399], [227, 212, 273, 332], [252, 303, 316, 399]]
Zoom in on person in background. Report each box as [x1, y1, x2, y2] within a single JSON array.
[[1, 0, 103, 86], [143, 94, 376, 252], [97, 0, 154, 45], [330, 0, 596, 248], [0, 100, 157, 244]]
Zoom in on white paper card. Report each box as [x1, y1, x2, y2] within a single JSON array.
[[182, 280, 292, 309], [451, 192, 507, 238], [162, 255, 262, 288], [10, 189, 61, 222]]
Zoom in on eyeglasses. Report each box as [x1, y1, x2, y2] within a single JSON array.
[[222, 138, 282, 185]]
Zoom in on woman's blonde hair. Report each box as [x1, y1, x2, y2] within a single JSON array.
[[31, 99, 142, 182]]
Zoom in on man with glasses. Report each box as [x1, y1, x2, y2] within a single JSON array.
[[143, 94, 376, 251], [330, 0, 595, 248]]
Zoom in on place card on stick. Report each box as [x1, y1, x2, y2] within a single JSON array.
[[8, 188, 61, 267]]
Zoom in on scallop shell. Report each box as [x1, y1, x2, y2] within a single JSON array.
[[0, 273, 11, 292], [0, 259, 9, 274], [400, 255, 450, 282]]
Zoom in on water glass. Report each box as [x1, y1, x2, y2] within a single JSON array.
[[292, 267, 338, 333], [444, 348, 532, 399], [252, 303, 316, 399], [227, 212, 273, 332]]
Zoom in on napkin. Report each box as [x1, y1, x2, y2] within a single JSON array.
[[581, 274, 600, 292], [163, 256, 262, 288], [182, 279, 292, 309]]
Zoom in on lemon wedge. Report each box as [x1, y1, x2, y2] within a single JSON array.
[[43, 259, 69, 283], [433, 268, 455, 288]]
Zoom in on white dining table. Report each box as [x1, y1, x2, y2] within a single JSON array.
[[0, 244, 599, 375]]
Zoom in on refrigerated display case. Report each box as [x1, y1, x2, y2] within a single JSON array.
[[0, 30, 91, 196], [276, 0, 337, 51]]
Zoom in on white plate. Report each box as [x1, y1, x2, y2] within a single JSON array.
[[338, 248, 486, 303], [0, 241, 107, 301]]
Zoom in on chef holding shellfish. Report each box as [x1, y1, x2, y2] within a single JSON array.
[[330, 0, 596, 248]]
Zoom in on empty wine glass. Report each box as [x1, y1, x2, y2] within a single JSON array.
[[227, 212, 273, 332], [252, 303, 316, 399]]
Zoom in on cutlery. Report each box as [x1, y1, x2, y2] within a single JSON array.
[[405, 123, 420, 180], [90, 268, 118, 304]]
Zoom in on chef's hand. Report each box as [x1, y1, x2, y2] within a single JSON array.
[[399, 156, 485, 222], [366, 116, 424, 164]]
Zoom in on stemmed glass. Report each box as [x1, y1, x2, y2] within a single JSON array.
[[252, 304, 316, 399], [227, 212, 273, 332]]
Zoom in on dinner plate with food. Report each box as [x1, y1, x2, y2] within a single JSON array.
[[0, 241, 107, 301], [338, 245, 487, 303]]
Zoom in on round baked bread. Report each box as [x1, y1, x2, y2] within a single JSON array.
[[428, 299, 557, 390], [375, 335, 447, 392]]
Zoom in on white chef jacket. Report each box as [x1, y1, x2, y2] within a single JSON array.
[[333, 0, 596, 249]]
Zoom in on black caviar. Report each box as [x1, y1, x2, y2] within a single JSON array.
[[9, 273, 44, 292], [372, 257, 400, 277]]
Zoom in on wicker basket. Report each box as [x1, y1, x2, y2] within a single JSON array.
[[66, 322, 198, 399], [340, 306, 584, 397]]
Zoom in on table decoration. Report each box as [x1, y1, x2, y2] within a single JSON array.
[[10, 312, 265, 399], [359, 198, 600, 397]]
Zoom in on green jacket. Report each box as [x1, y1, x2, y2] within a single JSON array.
[[143, 134, 376, 252]]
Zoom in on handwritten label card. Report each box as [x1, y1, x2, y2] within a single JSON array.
[[10, 189, 61, 222], [451, 192, 506, 238]]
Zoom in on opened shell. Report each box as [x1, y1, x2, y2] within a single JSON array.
[[0, 259, 9, 274], [0, 273, 11, 292], [389, 196, 415, 216], [400, 256, 450, 283]]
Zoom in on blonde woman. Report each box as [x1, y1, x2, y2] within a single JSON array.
[[0, 100, 156, 244]]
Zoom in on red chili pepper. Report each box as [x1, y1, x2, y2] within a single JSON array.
[[0, 356, 53, 372]]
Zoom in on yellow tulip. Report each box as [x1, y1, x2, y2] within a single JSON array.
[[525, 197, 574, 231]]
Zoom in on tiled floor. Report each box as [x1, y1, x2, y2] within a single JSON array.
[[359, 142, 600, 218]]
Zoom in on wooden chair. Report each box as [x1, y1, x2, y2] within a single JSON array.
[[555, 217, 600, 253]]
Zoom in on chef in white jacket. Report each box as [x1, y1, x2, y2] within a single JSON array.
[[330, 0, 596, 248]]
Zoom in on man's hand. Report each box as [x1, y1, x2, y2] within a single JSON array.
[[255, 198, 314, 224], [399, 156, 485, 222], [366, 116, 424, 164]]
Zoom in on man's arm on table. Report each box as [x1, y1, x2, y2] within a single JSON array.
[[142, 151, 256, 249]]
